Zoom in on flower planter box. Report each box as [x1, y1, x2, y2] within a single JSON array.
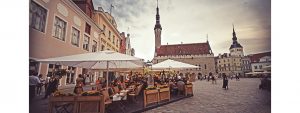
[[77, 96, 105, 113], [49, 95, 105, 113], [185, 84, 193, 96], [49, 96, 76, 113], [158, 87, 170, 102], [144, 89, 159, 108]]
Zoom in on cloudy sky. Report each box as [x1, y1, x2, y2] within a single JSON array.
[[93, 0, 271, 61]]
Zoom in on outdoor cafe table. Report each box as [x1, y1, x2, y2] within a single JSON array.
[[112, 90, 129, 113]]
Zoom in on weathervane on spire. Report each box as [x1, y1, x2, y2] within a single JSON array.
[[110, 4, 114, 15], [206, 34, 209, 42], [232, 23, 235, 32]]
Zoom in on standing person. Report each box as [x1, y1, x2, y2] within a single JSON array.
[[43, 76, 59, 99], [36, 74, 45, 96], [236, 74, 240, 81], [74, 74, 84, 94], [85, 74, 91, 85], [222, 74, 229, 90], [29, 72, 41, 102], [207, 75, 210, 81], [214, 74, 218, 84], [76, 74, 84, 86], [211, 74, 216, 84], [44, 74, 51, 94], [82, 74, 86, 86], [96, 77, 101, 90]]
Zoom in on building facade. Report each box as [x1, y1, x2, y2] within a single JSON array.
[[152, 3, 216, 77], [217, 25, 244, 77], [93, 7, 121, 52], [241, 56, 252, 76], [248, 52, 271, 73], [29, 0, 124, 88]]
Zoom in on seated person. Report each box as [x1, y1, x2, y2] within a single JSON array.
[[177, 80, 185, 95]]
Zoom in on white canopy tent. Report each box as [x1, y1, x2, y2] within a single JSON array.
[[151, 59, 198, 70], [37, 50, 144, 87], [150, 59, 198, 82]]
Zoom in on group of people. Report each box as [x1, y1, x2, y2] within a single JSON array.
[[29, 71, 60, 102]]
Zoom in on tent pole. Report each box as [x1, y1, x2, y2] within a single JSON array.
[[106, 61, 109, 88]]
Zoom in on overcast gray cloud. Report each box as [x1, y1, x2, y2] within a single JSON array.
[[93, 0, 271, 61]]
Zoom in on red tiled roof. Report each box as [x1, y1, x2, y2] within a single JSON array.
[[248, 52, 271, 63], [155, 42, 211, 56]]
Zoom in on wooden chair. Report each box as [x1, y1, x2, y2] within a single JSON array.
[[102, 89, 112, 113], [128, 84, 143, 103]]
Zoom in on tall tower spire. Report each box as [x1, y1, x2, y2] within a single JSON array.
[[232, 24, 237, 41], [229, 24, 244, 57], [154, 0, 162, 49]]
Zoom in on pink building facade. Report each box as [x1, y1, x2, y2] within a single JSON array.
[[29, 0, 104, 88]]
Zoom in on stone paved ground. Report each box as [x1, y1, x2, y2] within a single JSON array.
[[144, 78, 271, 113]]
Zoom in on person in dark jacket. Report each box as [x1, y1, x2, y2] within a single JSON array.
[[43, 76, 59, 99], [222, 74, 229, 90]]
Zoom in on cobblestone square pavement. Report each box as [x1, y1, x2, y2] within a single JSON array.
[[144, 78, 271, 113]]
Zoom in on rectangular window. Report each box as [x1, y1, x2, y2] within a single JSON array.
[[259, 65, 262, 69], [116, 39, 119, 47], [112, 35, 115, 44], [83, 35, 90, 51], [101, 45, 105, 51], [254, 66, 257, 69], [53, 16, 66, 41], [92, 40, 97, 52], [204, 64, 207, 69], [30, 1, 47, 32], [108, 31, 111, 40], [71, 27, 80, 47], [66, 66, 76, 84], [85, 23, 91, 34]]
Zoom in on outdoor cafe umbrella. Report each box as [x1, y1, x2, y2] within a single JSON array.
[[151, 59, 198, 70], [37, 50, 144, 87]]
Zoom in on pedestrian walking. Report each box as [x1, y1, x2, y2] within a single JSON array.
[[36, 74, 45, 96], [29, 71, 41, 102], [222, 74, 229, 90], [212, 74, 217, 84], [207, 75, 210, 81], [236, 74, 240, 81]]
